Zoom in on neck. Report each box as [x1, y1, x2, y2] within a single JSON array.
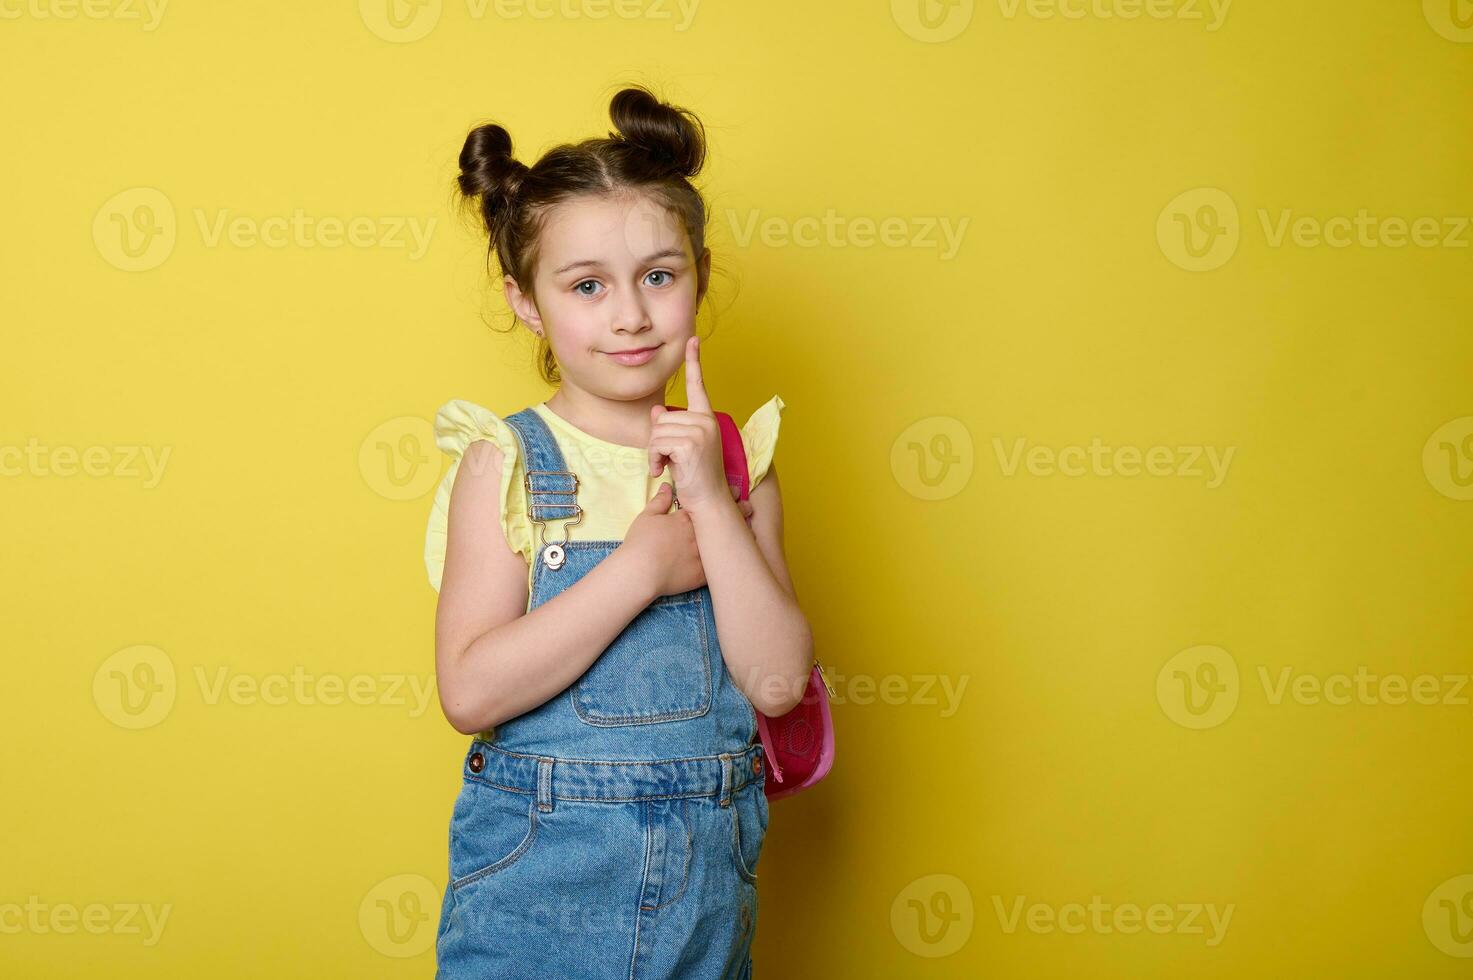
[[544, 385, 672, 449]]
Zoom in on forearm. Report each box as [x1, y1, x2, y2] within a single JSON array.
[[688, 498, 812, 715], [438, 548, 655, 734]]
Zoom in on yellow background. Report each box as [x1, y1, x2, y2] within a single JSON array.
[[3, 0, 1472, 976]]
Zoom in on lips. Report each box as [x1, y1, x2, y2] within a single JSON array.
[[603, 344, 661, 366]]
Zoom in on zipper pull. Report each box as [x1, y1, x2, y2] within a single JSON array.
[[814, 658, 836, 698]]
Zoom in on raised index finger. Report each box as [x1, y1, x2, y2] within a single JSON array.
[[683, 336, 712, 415]]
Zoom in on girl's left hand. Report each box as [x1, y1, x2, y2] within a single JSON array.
[[648, 336, 734, 518]]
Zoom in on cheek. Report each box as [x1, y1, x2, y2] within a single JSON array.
[[540, 298, 602, 346], [652, 286, 698, 325]]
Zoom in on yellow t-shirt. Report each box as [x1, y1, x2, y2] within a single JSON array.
[[424, 396, 785, 593]]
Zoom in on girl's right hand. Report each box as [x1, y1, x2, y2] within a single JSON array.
[[620, 482, 707, 599], [620, 483, 756, 600]]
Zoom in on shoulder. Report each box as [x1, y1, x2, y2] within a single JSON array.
[[424, 399, 530, 593], [737, 394, 786, 492], [433, 399, 519, 461]]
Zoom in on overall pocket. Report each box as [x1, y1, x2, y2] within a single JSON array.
[[447, 776, 539, 891], [728, 782, 769, 885], [572, 588, 714, 726]]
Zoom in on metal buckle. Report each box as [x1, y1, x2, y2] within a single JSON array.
[[524, 469, 582, 569]]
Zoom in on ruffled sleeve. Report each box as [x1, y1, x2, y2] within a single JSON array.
[[423, 399, 530, 593], [739, 395, 786, 493]]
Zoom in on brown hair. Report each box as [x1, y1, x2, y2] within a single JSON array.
[[456, 85, 711, 386]]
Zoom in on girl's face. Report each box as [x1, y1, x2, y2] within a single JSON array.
[[505, 191, 710, 399]]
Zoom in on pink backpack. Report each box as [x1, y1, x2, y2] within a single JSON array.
[[701, 407, 836, 800]]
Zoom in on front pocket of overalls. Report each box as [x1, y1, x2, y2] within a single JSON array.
[[728, 783, 769, 885], [571, 589, 714, 726], [447, 778, 539, 891]]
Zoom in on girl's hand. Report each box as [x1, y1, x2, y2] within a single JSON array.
[[619, 483, 707, 598], [647, 337, 734, 519]]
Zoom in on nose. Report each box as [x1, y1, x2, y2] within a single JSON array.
[[611, 285, 652, 336]]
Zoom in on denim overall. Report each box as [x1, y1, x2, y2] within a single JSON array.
[[435, 406, 769, 980]]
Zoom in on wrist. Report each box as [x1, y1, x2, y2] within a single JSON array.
[[611, 540, 660, 604], [683, 492, 742, 529]]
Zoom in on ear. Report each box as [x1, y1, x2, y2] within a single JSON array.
[[503, 274, 544, 333]]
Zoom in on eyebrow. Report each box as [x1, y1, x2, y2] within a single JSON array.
[[552, 248, 688, 275]]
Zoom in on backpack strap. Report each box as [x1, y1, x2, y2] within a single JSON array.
[[711, 409, 784, 783], [714, 411, 751, 503]]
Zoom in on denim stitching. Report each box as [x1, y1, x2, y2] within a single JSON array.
[[636, 799, 657, 912], [641, 798, 693, 912], [730, 787, 759, 885], [466, 745, 760, 801], [449, 794, 539, 891], [570, 590, 714, 725]]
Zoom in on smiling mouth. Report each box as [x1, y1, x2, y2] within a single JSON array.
[[602, 344, 663, 365]]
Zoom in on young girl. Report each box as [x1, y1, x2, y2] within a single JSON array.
[[423, 86, 814, 979]]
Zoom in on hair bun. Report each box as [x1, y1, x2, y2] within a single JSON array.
[[457, 123, 528, 233], [608, 86, 706, 179]]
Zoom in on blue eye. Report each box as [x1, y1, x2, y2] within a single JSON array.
[[574, 280, 602, 297], [646, 270, 672, 287]]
